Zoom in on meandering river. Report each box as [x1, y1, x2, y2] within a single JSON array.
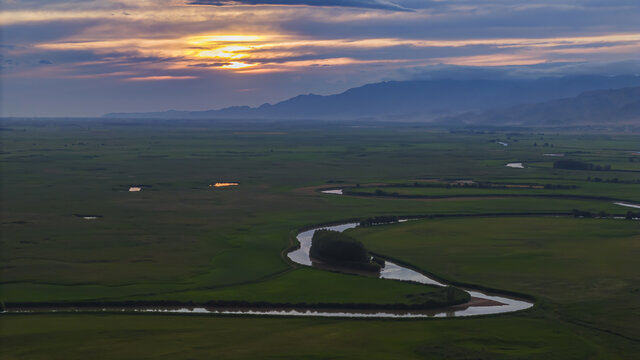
[[137, 195, 534, 318], [7, 189, 535, 319], [284, 221, 533, 318]]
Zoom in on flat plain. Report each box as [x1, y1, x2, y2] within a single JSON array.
[[1, 118, 639, 359]]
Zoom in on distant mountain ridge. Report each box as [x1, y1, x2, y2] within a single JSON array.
[[104, 75, 640, 121], [441, 86, 640, 126]]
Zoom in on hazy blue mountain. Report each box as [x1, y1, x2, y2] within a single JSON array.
[[104, 75, 640, 120], [442, 86, 640, 126]]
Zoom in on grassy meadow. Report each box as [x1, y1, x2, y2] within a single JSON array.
[[1, 118, 639, 358]]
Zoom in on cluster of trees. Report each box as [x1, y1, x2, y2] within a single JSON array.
[[543, 184, 577, 189], [351, 181, 578, 194], [572, 209, 595, 218], [442, 182, 575, 190], [310, 230, 382, 272], [585, 177, 635, 183], [374, 189, 400, 197], [73, 214, 103, 218], [359, 216, 399, 227], [572, 209, 612, 218], [554, 160, 611, 171], [4, 297, 470, 311], [371, 256, 386, 267], [443, 182, 492, 189], [573, 209, 639, 220], [489, 139, 519, 144]]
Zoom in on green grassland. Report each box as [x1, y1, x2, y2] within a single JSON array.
[[132, 267, 464, 306], [1, 119, 640, 358], [2, 314, 638, 360], [348, 217, 640, 337]]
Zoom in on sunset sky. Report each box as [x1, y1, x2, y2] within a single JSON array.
[[2, 0, 640, 116]]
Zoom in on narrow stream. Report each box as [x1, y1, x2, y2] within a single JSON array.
[[119, 220, 531, 318], [6, 189, 535, 319], [286, 222, 533, 318]]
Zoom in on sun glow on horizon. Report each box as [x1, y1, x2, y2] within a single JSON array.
[[197, 45, 253, 60], [188, 35, 266, 45], [221, 62, 256, 69], [184, 34, 272, 71]]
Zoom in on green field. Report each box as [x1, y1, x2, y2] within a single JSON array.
[[349, 217, 640, 337], [3, 314, 638, 360], [1, 119, 639, 358]]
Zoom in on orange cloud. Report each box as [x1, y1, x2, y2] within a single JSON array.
[[23, 29, 640, 77]]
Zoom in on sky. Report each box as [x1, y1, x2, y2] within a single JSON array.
[[1, 0, 640, 117]]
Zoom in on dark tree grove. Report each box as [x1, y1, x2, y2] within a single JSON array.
[[310, 230, 382, 271], [553, 159, 611, 171]]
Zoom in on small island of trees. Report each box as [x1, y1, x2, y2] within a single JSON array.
[[310, 230, 383, 272]]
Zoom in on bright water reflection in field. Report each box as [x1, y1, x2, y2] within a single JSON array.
[[320, 189, 343, 195], [614, 202, 640, 209], [505, 162, 524, 168]]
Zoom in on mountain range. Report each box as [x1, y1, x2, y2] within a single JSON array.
[[104, 75, 640, 124], [443, 86, 640, 126]]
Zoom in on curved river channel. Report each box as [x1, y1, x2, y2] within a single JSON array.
[[141, 189, 534, 318], [134, 220, 533, 318], [9, 189, 535, 319], [284, 222, 533, 318]]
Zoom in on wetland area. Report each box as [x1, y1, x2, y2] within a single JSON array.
[[1, 119, 639, 359]]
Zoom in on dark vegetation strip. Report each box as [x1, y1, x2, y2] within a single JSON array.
[[352, 182, 579, 189], [528, 163, 640, 173], [342, 189, 624, 202], [398, 212, 571, 220], [2, 292, 470, 312]]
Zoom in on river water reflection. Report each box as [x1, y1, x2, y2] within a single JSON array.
[[286, 221, 533, 318], [9, 193, 534, 319]]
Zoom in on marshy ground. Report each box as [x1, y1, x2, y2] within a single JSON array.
[[1, 119, 639, 359]]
